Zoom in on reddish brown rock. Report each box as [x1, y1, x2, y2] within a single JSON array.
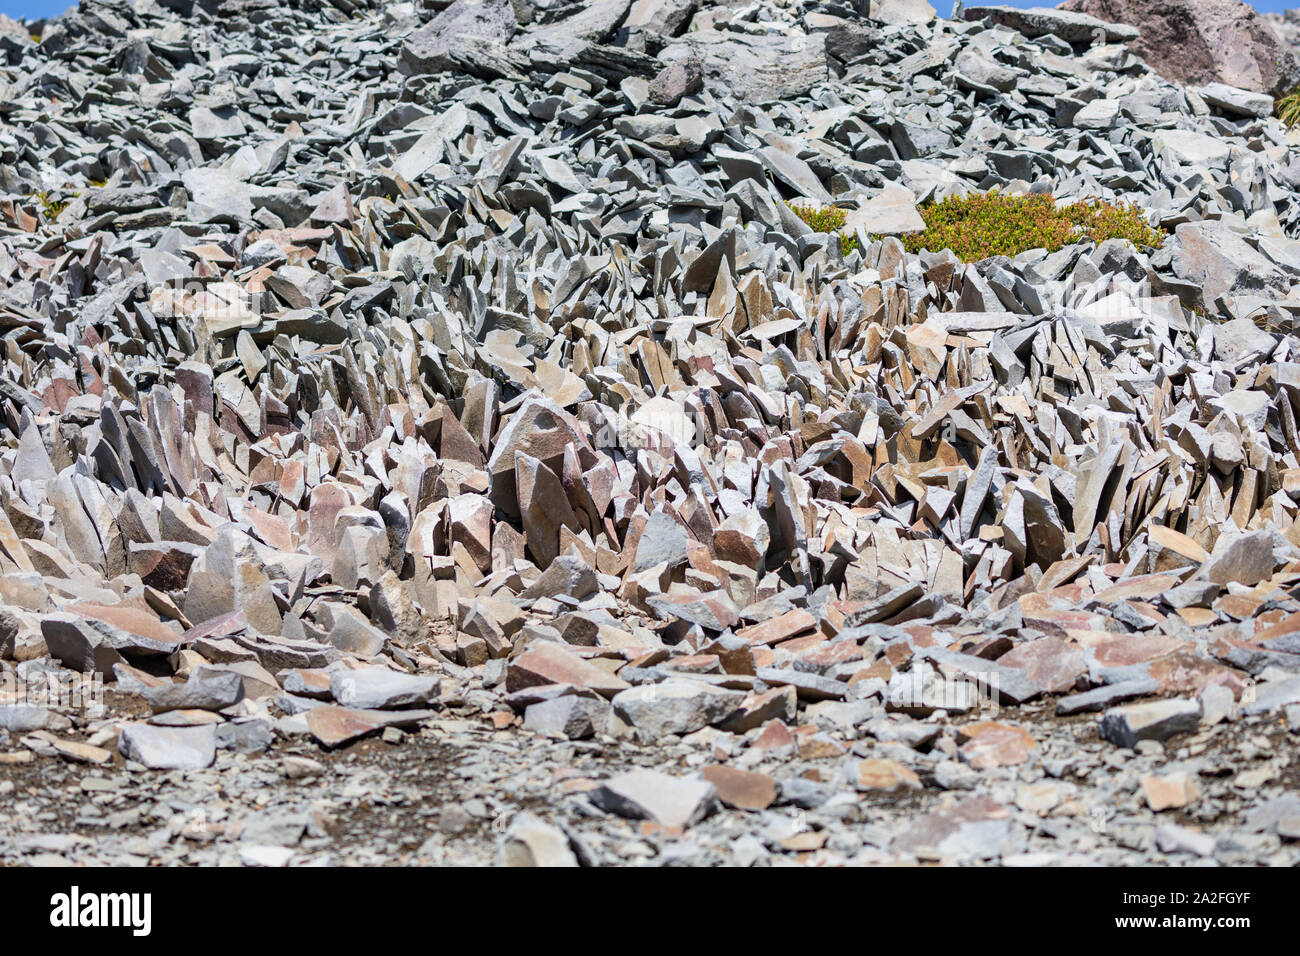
[[997, 636, 1087, 694], [506, 643, 630, 699], [957, 721, 1037, 768], [751, 719, 797, 752], [1061, 0, 1300, 94], [699, 766, 777, 810], [735, 609, 817, 646], [856, 757, 921, 790]]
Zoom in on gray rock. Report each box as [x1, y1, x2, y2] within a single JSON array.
[[611, 680, 743, 737], [1056, 678, 1158, 716], [119, 724, 217, 770], [144, 672, 244, 714], [1198, 82, 1274, 118], [964, 5, 1139, 43], [329, 669, 440, 710], [1202, 531, 1276, 587], [1100, 699, 1201, 749], [649, 53, 702, 106], [401, 0, 518, 75], [523, 694, 610, 739], [658, 30, 827, 103]]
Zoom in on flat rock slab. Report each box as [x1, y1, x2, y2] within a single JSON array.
[[591, 770, 718, 828], [329, 669, 441, 710], [698, 766, 778, 810], [305, 706, 439, 748], [1056, 678, 1158, 715]]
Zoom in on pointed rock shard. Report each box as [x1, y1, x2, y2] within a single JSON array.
[[906, 319, 948, 380], [12, 423, 55, 484], [1072, 424, 1122, 541], [487, 395, 589, 519], [959, 445, 998, 540], [515, 451, 580, 570]]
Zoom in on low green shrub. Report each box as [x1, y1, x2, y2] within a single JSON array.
[[787, 192, 1161, 264], [786, 201, 860, 257], [898, 192, 1164, 262]]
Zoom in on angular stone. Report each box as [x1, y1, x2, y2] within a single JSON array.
[[1056, 678, 1158, 715], [590, 770, 718, 828], [523, 693, 610, 740], [329, 669, 440, 710], [1100, 698, 1201, 749], [698, 766, 777, 810], [507, 643, 629, 698], [957, 721, 1036, 768], [304, 705, 437, 748], [499, 813, 579, 867], [401, 0, 517, 75], [611, 679, 744, 737], [856, 758, 922, 791], [1203, 531, 1275, 587], [1141, 771, 1201, 811], [144, 672, 244, 714], [119, 724, 217, 770]]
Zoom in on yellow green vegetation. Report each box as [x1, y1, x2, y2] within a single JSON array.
[[898, 192, 1165, 262], [34, 190, 74, 220], [1278, 88, 1300, 128], [786, 192, 1161, 264], [785, 201, 860, 257]]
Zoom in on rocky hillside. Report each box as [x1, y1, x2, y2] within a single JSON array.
[[1, 0, 1300, 867]]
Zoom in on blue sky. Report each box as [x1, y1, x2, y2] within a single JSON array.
[[2, 0, 70, 17], [0, 0, 1296, 20]]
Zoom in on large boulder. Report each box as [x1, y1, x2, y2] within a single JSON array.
[[657, 30, 828, 103], [400, 0, 518, 75], [1060, 0, 1300, 94], [963, 5, 1139, 44], [1156, 221, 1291, 311]]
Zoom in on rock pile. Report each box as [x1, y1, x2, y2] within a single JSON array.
[[1058, 0, 1300, 94], [2, 0, 1300, 866]]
